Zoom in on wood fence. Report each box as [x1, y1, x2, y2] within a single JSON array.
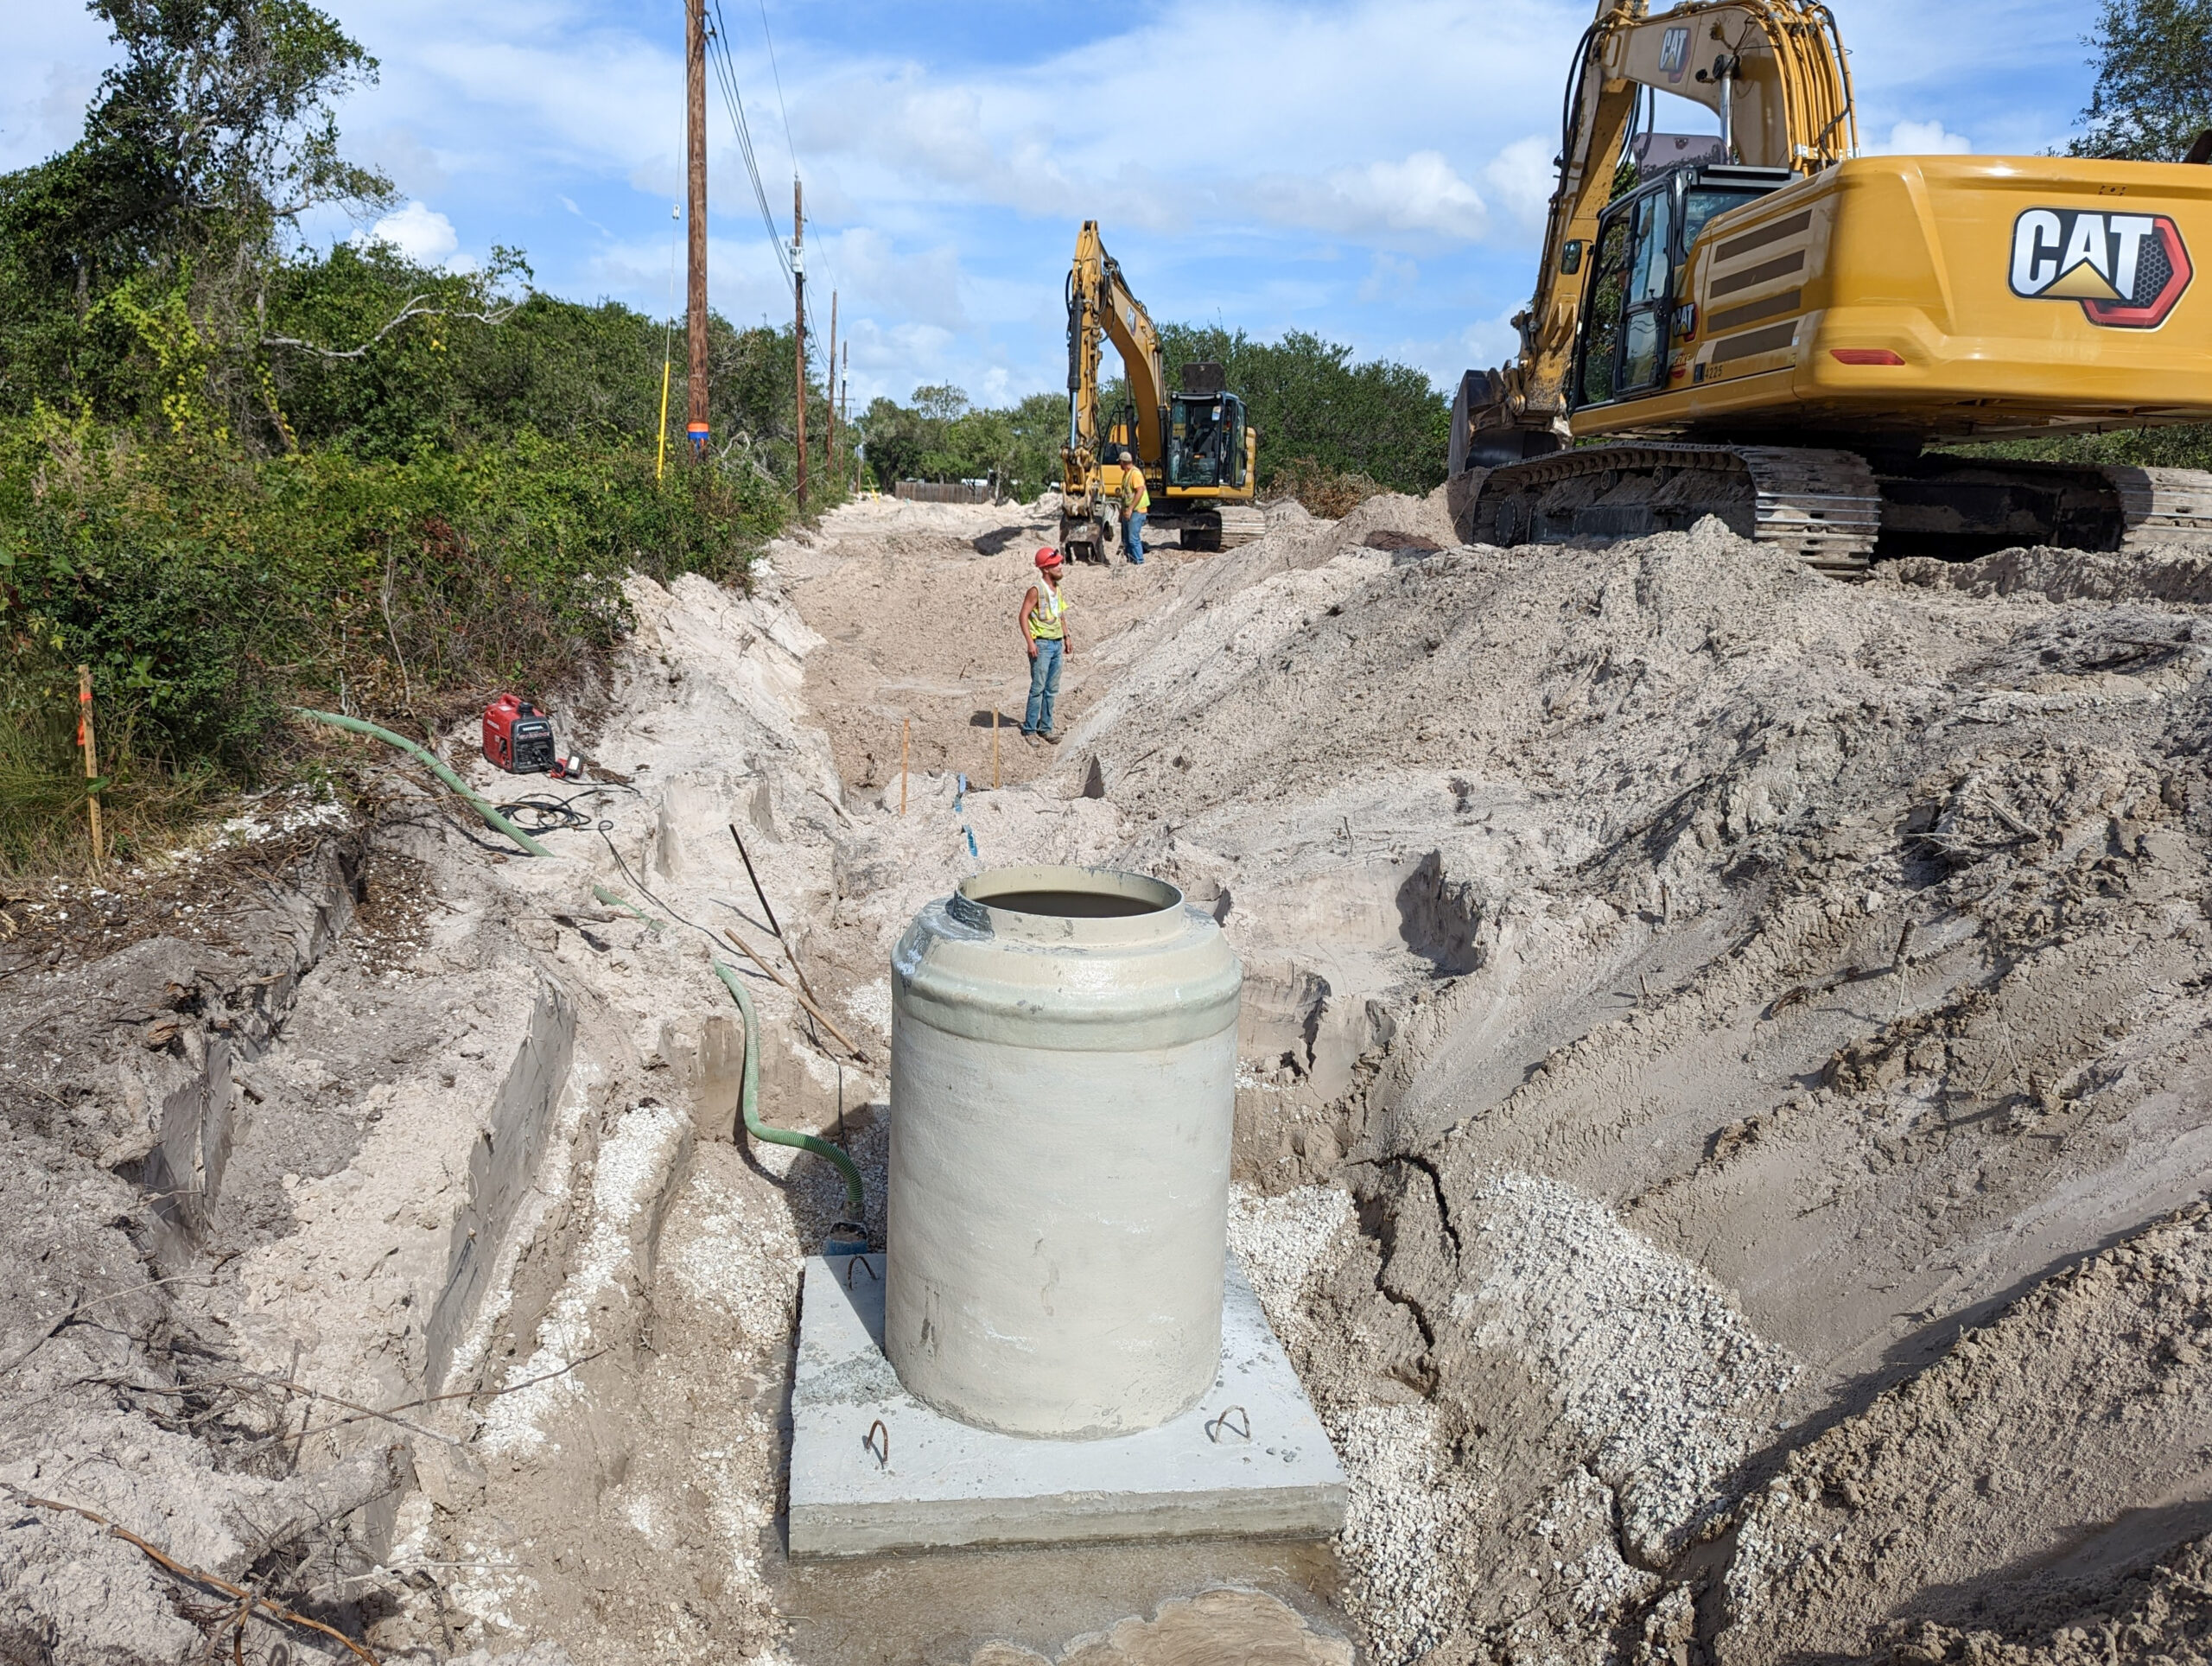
[[894, 480, 995, 505]]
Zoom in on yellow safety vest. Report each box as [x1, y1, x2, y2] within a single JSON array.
[[1121, 472, 1150, 514], [1024, 578, 1067, 640]]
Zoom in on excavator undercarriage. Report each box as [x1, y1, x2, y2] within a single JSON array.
[[1465, 448, 2212, 576]]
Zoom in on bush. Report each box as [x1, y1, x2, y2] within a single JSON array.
[[0, 411, 779, 810], [1155, 325, 1449, 498], [1264, 458, 1389, 518]]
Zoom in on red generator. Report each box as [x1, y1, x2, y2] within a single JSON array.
[[482, 693, 556, 774]]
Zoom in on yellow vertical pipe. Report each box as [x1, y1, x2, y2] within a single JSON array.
[[656, 353, 673, 481]]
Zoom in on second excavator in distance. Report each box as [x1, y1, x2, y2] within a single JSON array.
[[1449, 0, 2212, 574], [1060, 221, 1266, 562]]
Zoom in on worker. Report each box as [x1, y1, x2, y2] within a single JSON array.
[[1019, 546, 1071, 742], [1118, 449, 1149, 564]]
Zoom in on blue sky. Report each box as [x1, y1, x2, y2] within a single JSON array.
[[5, 1, 2101, 410]]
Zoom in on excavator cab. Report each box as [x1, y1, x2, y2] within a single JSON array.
[[1570, 163, 1790, 412], [1167, 363, 1249, 491]]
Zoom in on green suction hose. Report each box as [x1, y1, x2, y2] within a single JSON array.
[[711, 959, 866, 1221], [592, 884, 664, 930], [294, 708, 554, 858]]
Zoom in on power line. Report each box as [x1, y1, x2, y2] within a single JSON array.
[[754, 0, 797, 171], [700, 0, 834, 381], [704, 0, 792, 293]]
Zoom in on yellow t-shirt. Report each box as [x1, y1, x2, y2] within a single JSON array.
[[1119, 471, 1149, 514]]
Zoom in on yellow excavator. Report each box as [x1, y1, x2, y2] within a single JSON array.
[[1061, 221, 1265, 561], [1452, 0, 2212, 573]]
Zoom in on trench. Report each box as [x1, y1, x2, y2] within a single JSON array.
[[18, 493, 2212, 1666]]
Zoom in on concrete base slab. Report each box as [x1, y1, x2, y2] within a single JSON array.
[[788, 1255, 1346, 1558]]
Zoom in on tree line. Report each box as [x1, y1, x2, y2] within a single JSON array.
[[853, 325, 1452, 508]]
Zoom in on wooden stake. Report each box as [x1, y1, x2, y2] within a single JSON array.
[[991, 706, 1001, 791], [722, 926, 868, 1062], [77, 665, 102, 870], [727, 823, 825, 1012], [899, 717, 910, 816]]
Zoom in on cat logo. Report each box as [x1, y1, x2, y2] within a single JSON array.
[[2009, 207, 2192, 328], [1659, 25, 1690, 81]]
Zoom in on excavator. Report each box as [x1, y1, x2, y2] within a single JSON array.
[[1060, 221, 1266, 561], [1451, 0, 2212, 574]]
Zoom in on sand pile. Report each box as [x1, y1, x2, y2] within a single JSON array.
[[1062, 508, 2212, 1661]]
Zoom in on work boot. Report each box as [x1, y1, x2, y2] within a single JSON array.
[[1041, 730, 1062, 746]]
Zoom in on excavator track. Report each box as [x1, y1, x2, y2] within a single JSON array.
[[1465, 447, 2212, 573], [1469, 443, 1881, 576], [1164, 505, 1269, 552], [1215, 506, 1268, 549], [2107, 467, 2212, 550]]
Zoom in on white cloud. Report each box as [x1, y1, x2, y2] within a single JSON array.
[[1865, 118, 1974, 156], [1263, 150, 1490, 245], [354, 200, 461, 265], [1482, 135, 1556, 230], [1357, 251, 1421, 303]]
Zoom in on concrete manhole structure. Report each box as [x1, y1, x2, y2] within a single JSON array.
[[789, 864, 1346, 1556]]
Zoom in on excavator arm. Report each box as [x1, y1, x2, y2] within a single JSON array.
[[1065, 221, 1168, 510], [1460, 0, 1855, 465]]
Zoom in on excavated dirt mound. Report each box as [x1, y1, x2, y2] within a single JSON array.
[[1051, 509, 2212, 1663]]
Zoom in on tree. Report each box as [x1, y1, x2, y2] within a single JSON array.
[[2072, 0, 2212, 159], [1158, 322, 1448, 496], [0, 0, 396, 423], [858, 396, 928, 488]]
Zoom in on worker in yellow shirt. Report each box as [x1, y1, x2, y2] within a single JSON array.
[[1117, 450, 1149, 565], [1018, 546, 1071, 741]]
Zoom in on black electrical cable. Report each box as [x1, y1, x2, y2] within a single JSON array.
[[594, 823, 739, 958], [705, 0, 795, 294], [488, 782, 643, 835]]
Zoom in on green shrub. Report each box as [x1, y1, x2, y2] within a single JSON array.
[[0, 412, 779, 809]]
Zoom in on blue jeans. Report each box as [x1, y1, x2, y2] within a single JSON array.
[[1124, 511, 1147, 563], [1023, 638, 1063, 734]]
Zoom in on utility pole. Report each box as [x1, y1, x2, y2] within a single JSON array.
[[684, 0, 709, 458], [826, 289, 837, 478], [793, 177, 807, 509]]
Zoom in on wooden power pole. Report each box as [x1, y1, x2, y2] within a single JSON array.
[[684, 0, 709, 457], [826, 289, 837, 476], [793, 178, 807, 509]]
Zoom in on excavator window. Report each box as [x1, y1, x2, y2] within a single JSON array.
[[1573, 168, 1776, 410], [1167, 391, 1247, 488], [1622, 189, 1675, 391], [1683, 185, 1763, 252], [1579, 216, 1632, 406]]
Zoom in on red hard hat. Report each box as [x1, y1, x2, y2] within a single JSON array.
[[1035, 546, 1064, 569]]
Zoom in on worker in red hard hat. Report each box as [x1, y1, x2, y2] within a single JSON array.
[[1017, 546, 1071, 743]]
